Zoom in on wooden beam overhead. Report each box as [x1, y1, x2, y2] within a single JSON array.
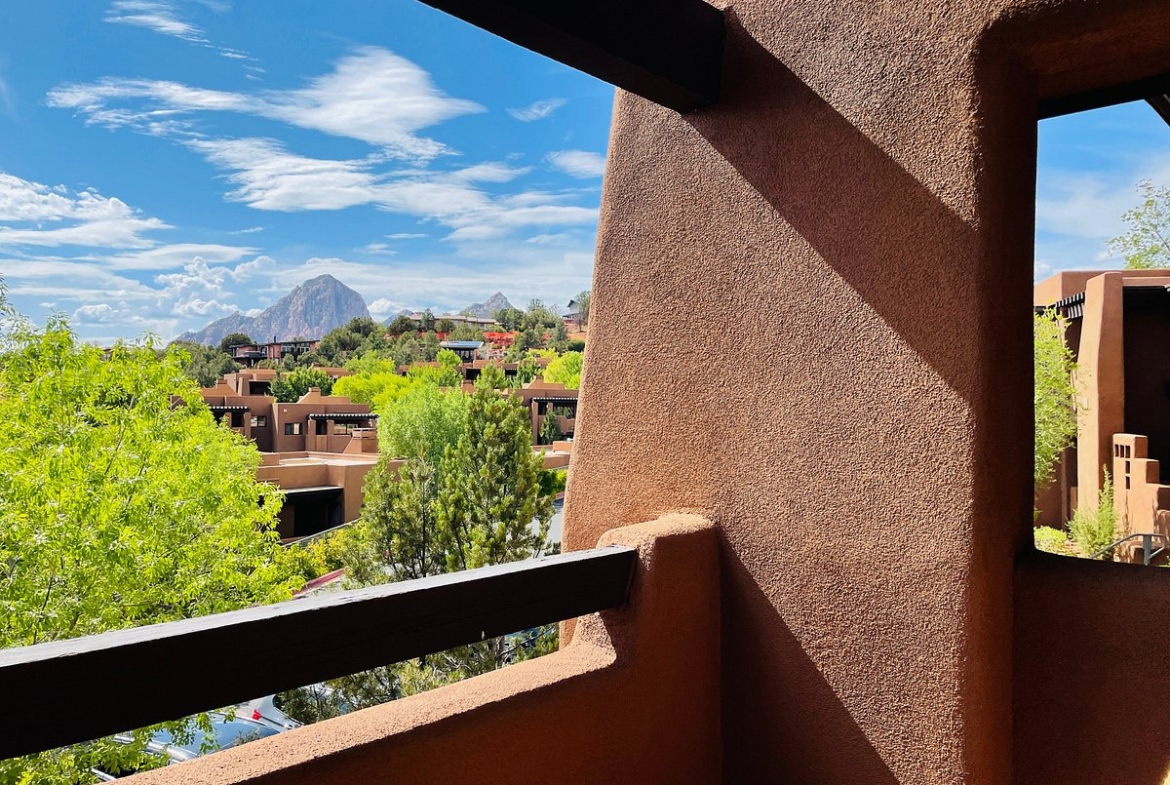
[[414, 0, 725, 113], [1149, 93, 1170, 127], [1039, 70, 1170, 122]]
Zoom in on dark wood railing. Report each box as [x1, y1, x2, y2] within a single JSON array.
[[0, 546, 637, 760]]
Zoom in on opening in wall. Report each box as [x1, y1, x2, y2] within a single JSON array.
[[1033, 92, 1170, 564]]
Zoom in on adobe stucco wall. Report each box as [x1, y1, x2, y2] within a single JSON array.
[[561, 0, 1170, 783]]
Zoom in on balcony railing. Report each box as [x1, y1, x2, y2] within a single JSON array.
[[0, 546, 636, 760]]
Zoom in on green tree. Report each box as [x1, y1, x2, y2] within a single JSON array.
[[387, 315, 416, 337], [436, 318, 456, 333], [169, 340, 240, 387], [475, 362, 508, 391], [270, 366, 334, 402], [1034, 310, 1077, 492], [377, 383, 469, 466], [218, 332, 255, 353], [1108, 180, 1170, 269], [544, 351, 583, 389], [0, 291, 314, 783], [573, 290, 591, 327], [493, 307, 525, 332], [436, 386, 554, 572], [538, 410, 563, 444]]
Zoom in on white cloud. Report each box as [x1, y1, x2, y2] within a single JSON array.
[[546, 150, 607, 179], [104, 1, 207, 42], [74, 303, 117, 322], [367, 297, 399, 317], [230, 226, 264, 234], [105, 243, 256, 270], [385, 232, 426, 240], [507, 98, 566, 122], [0, 172, 169, 249], [361, 243, 396, 255], [48, 47, 483, 160]]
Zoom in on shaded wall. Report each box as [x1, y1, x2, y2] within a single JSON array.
[[1123, 288, 1170, 482], [560, 0, 1170, 783]]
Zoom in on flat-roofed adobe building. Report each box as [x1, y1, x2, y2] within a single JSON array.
[[1035, 269, 1170, 544]]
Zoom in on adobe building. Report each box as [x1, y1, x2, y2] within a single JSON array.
[[258, 451, 387, 539], [229, 339, 320, 368], [517, 378, 579, 444], [31, 0, 1170, 784], [1036, 269, 1170, 541]]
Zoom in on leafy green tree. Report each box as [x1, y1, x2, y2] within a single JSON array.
[[218, 332, 255, 353], [508, 328, 544, 359], [377, 383, 469, 466], [447, 324, 485, 342], [1034, 310, 1077, 492], [387, 315, 416, 337], [513, 354, 541, 387], [420, 309, 436, 333], [436, 385, 554, 572], [544, 351, 583, 389], [271, 366, 334, 402], [523, 299, 561, 331], [573, 290, 591, 326], [539, 410, 563, 444], [0, 290, 314, 783], [169, 340, 240, 387], [420, 331, 441, 361], [493, 307, 525, 332], [475, 362, 508, 391], [549, 320, 569, 352], [1109, 180, 1170, 269], [436, 318, 456, 333]]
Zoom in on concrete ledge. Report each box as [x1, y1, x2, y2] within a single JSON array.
[[128, 514, 720, 785]]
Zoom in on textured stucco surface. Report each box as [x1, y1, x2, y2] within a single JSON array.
[[124, 516, 720, 785], [559, 0, 1170, 783]]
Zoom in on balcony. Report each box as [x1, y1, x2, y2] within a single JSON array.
[[0, 516, 719, 784]]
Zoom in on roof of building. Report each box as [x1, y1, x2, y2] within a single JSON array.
[[440, 340, 484, 350]]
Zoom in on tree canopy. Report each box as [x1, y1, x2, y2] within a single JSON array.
[[270, 366, 335, 402], [170, 340, 240, 388], [1109, 179, 1170, 269], [218, 332, 255, 353], [1034, 309, 1078, 492], [543, 351, 583, 389], [0, 287, 315, 783]]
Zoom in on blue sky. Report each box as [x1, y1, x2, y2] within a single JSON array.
[[0, 1, 613, 342], [1037, 101, 1170, 279], [0, 2, 1166, 343]]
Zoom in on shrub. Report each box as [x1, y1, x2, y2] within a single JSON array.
[[1068, 472, 1120, 559]]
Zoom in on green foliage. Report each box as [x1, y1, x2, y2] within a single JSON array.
[[493, 307, 525, 332], [436, 348, 462, 368], [316, 317, 388, 365], [377, 383, 469, 465], [543, 351, 583, 389], [513, 354, 541, 387], [447, 324, 484, 341], [573, 290, 591, 326], [538, 411, 562, 445], [406, 363, 463, 388], [332, 369, 413, 407], [566, 339, 586, 352], [218, 332, 255, 353], [1033, 526, 1075, 556], [270, 366, 334, 402], [436, 318, 455, 333], [435, 387, 554, 572], [0, 291, 310, 783], [474, 362, 508, 391], [170, 340, 240, 388], [540, 468, 567, 497], [508, 328, 544, 359], [523, 299, 561, 331], [1108, 180, 1170, 270], [1069, 472, 1120, 559], [300, 382, 557, 719], [387, 315, 416, 337], [1034, 310, 1077, 492]]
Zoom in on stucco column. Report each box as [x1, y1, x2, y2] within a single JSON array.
[[1076, 272, 1125, 512]]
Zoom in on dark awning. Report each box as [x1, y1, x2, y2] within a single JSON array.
[[306, 412, 378, 422], [208, 405, 250, 412]]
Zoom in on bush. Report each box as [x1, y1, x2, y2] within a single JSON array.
[[1033, 526, 1075, 556], [1068, 472, 1120, 559]]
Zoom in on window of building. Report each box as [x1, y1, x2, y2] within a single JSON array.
[[316, 419, 329, 435], [334, 422, 357, 436], [284, 423, 301, 436], [250, 415, 267, 428]]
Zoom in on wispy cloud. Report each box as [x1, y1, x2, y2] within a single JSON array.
[[49, 47, 484, 160], [508, 98, 566, 122], [546, 150, 606, 179], [104, 1, 207, 42]]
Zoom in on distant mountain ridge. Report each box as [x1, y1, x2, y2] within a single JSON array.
[[177, 275, 370, 346], [461, 292, 513, 318]]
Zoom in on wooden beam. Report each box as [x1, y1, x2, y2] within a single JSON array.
[[0, 546, 637, 759], [1039, 71, 1170, 120], [414, 0, 725, 113], [1149, 94, 1170, 127]]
